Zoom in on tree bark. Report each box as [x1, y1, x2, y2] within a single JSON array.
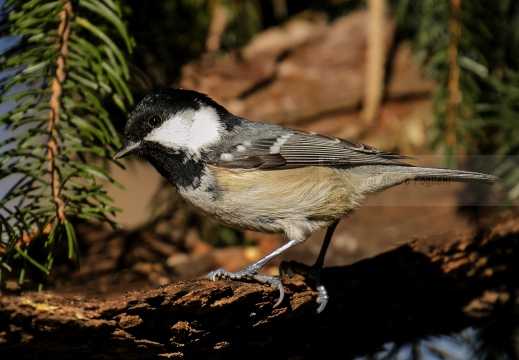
[[1, 212, 518, 359]]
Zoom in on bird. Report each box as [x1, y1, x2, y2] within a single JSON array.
[[113, 88, 498, 313]]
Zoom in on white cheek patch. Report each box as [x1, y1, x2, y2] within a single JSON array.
[[144, 106, 222, 155]]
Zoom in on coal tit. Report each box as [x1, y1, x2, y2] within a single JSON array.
[[114, 88, 497, 313]]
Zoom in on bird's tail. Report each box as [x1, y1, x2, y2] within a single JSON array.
[[350, 165, 498, 194], [411, 166, 498, 184]]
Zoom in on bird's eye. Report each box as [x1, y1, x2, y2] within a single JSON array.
[[148, 115, 162, 127]]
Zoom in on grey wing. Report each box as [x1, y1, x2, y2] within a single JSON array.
[[209, 129, 413, 170]]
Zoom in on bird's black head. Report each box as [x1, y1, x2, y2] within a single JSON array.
[[113, 88, 241, 188], [113, 89, 237, 159]]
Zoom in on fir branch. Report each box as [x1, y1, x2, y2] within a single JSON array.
[[0, 0, 133, 283], [47, 0, 72, 225]]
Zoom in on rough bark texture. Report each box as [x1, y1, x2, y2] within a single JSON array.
[[1, 212, 518, 359]]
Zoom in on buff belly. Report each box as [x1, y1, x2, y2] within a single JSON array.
[[184, 165, 364, 242]]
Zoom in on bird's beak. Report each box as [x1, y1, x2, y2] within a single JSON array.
[[113, 140, 142, 160]]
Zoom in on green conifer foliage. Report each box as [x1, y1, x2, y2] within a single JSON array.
[[0, 0, 134, 283]]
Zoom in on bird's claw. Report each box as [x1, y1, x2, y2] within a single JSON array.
[[279, 260, 329, 313], [206, 268, 285, 308], [315, 284, 329, 313]]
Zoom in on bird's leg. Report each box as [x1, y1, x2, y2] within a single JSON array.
[[279, 221, 339, 313], [206, 239, 300, 308]]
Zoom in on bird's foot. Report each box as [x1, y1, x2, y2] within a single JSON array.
[[206, 267, 285, 308], [279, 260, 329, 313]]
